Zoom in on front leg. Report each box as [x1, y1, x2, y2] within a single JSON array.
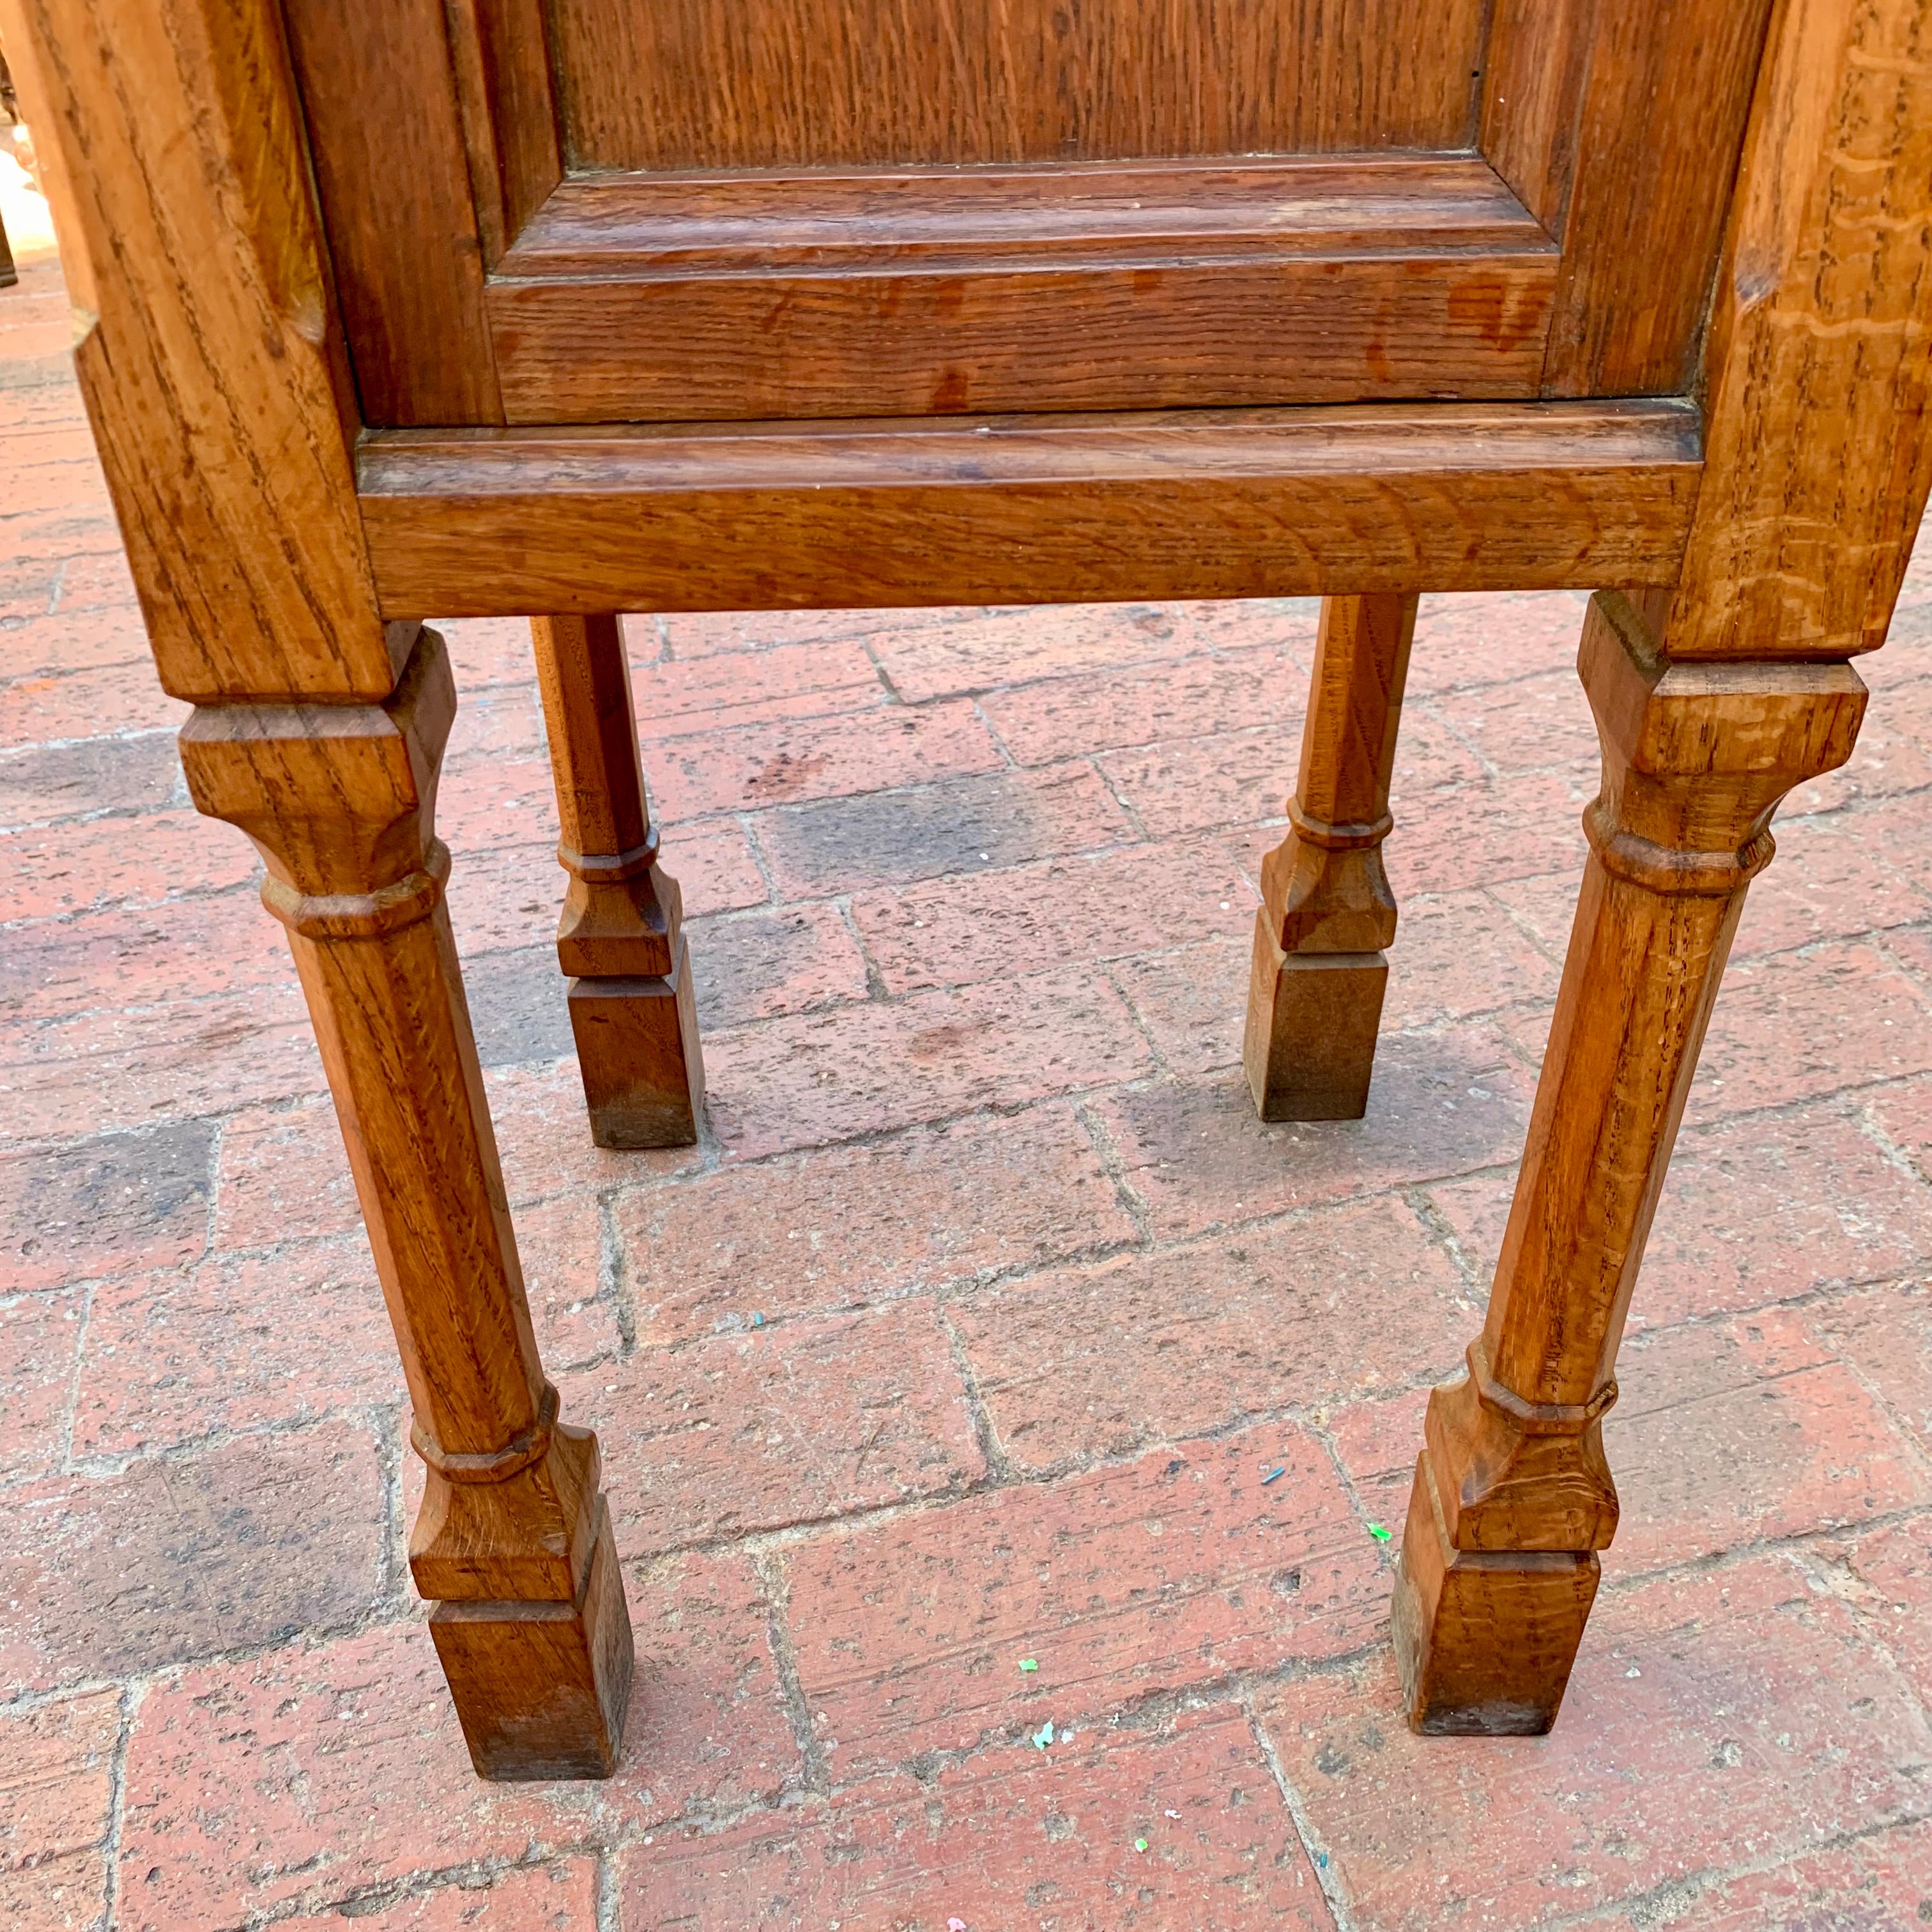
[[181, 626, 634, 1778], [1393, 593, 1866, 1733]]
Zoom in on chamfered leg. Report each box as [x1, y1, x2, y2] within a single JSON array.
[[182, 628, 637, 1777], [1392, 594, 1865, 1731], [530, 613, 705, 1149], [1245, 592, 1416, 1120]]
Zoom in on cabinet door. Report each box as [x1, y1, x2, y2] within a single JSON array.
[[280, 0, 1774, 425]]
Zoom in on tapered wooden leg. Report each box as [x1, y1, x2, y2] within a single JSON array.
[[1245, 593, 1416, 1120], [180, 627, 634, 1779], [530, 614, 703, 1149], [1392, 593, 1867, 1734]]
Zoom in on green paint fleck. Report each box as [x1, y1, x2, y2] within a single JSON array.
[[1134, 1837, 1149, 1854], [1031, 1720, 1055, 1750], [1018, 1659, 1038, 1673], [1368, 1523, 1393, 1543]]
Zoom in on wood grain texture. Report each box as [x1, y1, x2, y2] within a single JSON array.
[[278, 0, 503, 424], [357, 399, 1703, 616], [550, 0, 1487, 171], [489, 157, 1558, 420], [444, 0, 563, 263], [0, 0, 398, 700], [179, 627, 634, 1777], [530, 615, 705, 1149], [1393, 592, 1867, 1734], [1666, 0, 1932, 659], [1245, 594, 1416, 1120], [1482, 0, 1779, 395]]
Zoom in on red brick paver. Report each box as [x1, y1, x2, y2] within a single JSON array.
[[4, 205, 1932, 1931]]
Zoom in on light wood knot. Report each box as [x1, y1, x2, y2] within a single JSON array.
[[412, 1381, 560, 1483], [260, 841, 451, 939], [1583, 804, 1776, 895]]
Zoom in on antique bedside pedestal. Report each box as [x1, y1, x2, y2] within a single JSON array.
[[8, 0, 1928, 1776]]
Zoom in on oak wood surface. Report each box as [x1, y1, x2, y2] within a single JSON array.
[[488, 157, 1557, 421], [0, 0, 398, 701], [1394, 592, 1867, 1734], [444, 0, 562, 265], [1245, 592, 1416, 1120], [1666, 0, 1932, 659], [278, 0, 504, 423], [1483, 0, 1779, 395], [549, 0, 1487, 171], [356, 399, 1702, 617]]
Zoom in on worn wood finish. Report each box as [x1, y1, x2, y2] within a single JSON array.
[[1393, 593, 1866, 1732], [1666, 0, 1932, 660], [180, 628, 636, 1776], [356, 399, 1703, 617], [1245, 594, 1414, 1121], [0, 0, 399, 700], [443, 0, 562, 265], [488, 158, 1557, 422], [1483, 0, 1779, 395], [550, 0, 1487, 171], [531, 615, 705, 1149], [277, 0, 503, 424]]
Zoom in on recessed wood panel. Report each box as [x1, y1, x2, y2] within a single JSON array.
[[549, 0, 1488, 171], [357, 399, 1701, 616], [487, 156, 1559, 421]]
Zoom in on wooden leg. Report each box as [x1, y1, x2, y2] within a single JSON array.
[[181, 626, 635, 1779], [1245, 592, 1416, 1120], [1392, 592, 1867, 1734], [530, 613, 704, 1149]]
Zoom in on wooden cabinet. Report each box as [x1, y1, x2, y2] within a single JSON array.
[[10, 0, 1932, 1784]]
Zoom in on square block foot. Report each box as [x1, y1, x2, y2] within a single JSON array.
[[567, 944, 705, 1149], [429, 1498, 636, 1779], [1243, 924, 1388, 1122], [1391, 1455, 1598, 1736]]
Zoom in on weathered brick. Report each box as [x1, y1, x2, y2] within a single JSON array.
[[753, 760, 1133, 898], [0, 1687, 118, 1932], [0, 733, 179, 825], [458, 946, 575, 1067], [1606, 1310, 1932, 1574], [648, 701, 1004, 820], [118, 1554, 797, 1931], [0, 604, 152, 678], [851, 838, 1254, 995], [654, 604, 958, 659], [279, 1860, 600, 1932], [0, 890, 291, 1023], [1787, 664, 1932, 809], [556, 1298, 984, 1551], [441, 682, 544, 763], [868, 599, 1199, 702], [1807, 1278, 1932, 1455], [1431, 1101, 1932, 1330], [953, 1196, 1472, 1473], [1384, 763, 1595, 898], [0, 1421, 385, 1690], [0, 1287, 84, 1482], [980, 643, 1318, 766], [629, 634, 881, 735], [1687, 941, 1932, 1114], [434, 753, 561, 857], [1732, 807, 1932, 958], [1259, 1555, 1932, 1931], [72, 1243, 400, 1457], [702, 965, 1154, 1160], [1427, 664, 1600, 776], [623, 1706, 1338, 1931], [1087, 1034, 1535, 1242], [686, 901, 870, 1028], [0, 660, 188, 745], [1834, 1515, 1932, 1709], [783, 1428, 1383, 1779], [0, 1117, 213, 1292], [1402, 588, 1591, 699], [480, 1057, 702, 1203], [617, 1101, 1135, 1344], [0, 807, 257, 923]]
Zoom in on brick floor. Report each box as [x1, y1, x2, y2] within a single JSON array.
[[4, 196, 1932, 1932]]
